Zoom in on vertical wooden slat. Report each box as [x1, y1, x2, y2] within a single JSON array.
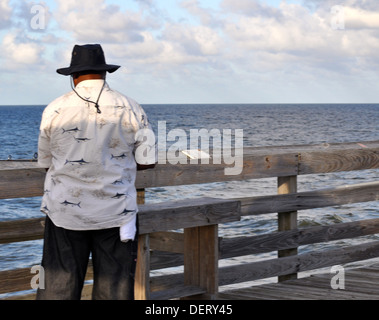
[[135, 188, 150, 300], [134, 234, 150, 300], [184, 227, 200, 287], [199, 225, 219, 299], [137, 188, 145, 205], [278, 176, 298, 282], [183, 225, 219, 299]]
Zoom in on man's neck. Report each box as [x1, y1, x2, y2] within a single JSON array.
[[74, 74, 105, 87]]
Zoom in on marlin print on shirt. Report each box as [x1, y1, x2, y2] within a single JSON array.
[[74, 137, 91, 143], [118, 209, 136, 216], [111, 179, 124, 185], [62, 127, 81, 134], [65, 159, 90, 165], [111, 193, 129, 199], [60, 200, 81, 208], [111, 153, 127, 160]]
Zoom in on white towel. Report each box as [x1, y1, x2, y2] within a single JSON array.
[[120, 215, 137, 243]]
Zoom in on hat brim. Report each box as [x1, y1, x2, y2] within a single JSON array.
[[57, 64, 121, 76]]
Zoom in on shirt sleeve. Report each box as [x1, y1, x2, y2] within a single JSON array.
[[37, 109, 52, 168]]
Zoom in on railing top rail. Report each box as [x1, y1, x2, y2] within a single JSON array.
[[0, 141, 378, 197]]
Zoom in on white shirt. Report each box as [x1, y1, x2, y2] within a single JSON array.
[[38, 79, 155, 235]]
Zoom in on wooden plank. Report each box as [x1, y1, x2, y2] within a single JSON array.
[[1, 142, 377, 198], [0, 217, 45, 244], [149, 232, 184, 253], [220, 217, 379, 258], [0, 198, 240, 244], [238, 181, 379, 216], [150, 285, 206, 300], [150, 250, 183, 270], [0, 268, 34, 294], [218, 241, 379, 287], [136, 152, 298, 188], [0, 168, 45, 199], [219, 263, 379, 300], [299, 147, 379, 175], [0, 263, 93, 295], [138, 198, 241, 234]]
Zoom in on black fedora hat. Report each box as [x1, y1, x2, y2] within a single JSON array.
[[57, 44, 120, 76]]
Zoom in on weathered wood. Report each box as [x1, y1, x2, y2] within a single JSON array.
[[220, 217, 379, 258], [4, 217, 379, 295], [277, 176, 298, 281], [149, 232, 184, 253], [0, 198, 240, 244], [0, 168, 45, 199], [1, 142, 378, 198], [183, 225, 219, 300], [183, 227, 200, 291], [138, 198, 240, 234], [0, 263, 93, 295], [238, 181, 379, 216], [134, 234, 150, 300], [0, 180, 377, 245], [0, 217, 45, 244], [1, 141, 378, 300], [299, 148, 379, 175], [152, 240, 379, 292], [219, 263, 379, 300], [219, 241, 379, 286], [199, 225, 219, 299], [150, 285, 206, 300], [11, 263, 379, 300], [0, 268, 34, 294]]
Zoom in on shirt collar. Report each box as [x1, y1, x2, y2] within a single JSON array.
[[75, 79, 108, 90]]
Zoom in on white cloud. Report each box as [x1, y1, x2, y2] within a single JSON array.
[[54, 0, 160, 43], [0, 33, 44, 68], [1, 0, 379, 104], [180, 0, 218, 26], [344, 7, 379, 29], [0, 0, 12, 29]]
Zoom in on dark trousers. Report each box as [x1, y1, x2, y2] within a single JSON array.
[[36, 216, 138, 300]]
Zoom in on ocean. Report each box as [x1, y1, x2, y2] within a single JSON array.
[[0, 104, 378, 295]]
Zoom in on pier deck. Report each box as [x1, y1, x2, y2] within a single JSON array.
[[218, 263, 379, 300]]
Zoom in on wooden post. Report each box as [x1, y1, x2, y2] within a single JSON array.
[[278, 176, 298, 282], [135, 188, 150, 300], [183, 225, 219, 300], [199, 225, 219, 299], [134, 233, 150, 300]]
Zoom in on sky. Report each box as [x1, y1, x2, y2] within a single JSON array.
[[1, 0, 379, 105]]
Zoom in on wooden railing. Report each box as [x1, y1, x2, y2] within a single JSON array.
[[0, 141, 378, 299]]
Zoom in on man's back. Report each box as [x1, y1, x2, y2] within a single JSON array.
[[38, 79, 150, 231]]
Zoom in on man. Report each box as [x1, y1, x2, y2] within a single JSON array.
[[36, 44, 156, 300]]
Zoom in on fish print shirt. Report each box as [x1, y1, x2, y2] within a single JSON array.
[[38, 79, 155, 232]]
